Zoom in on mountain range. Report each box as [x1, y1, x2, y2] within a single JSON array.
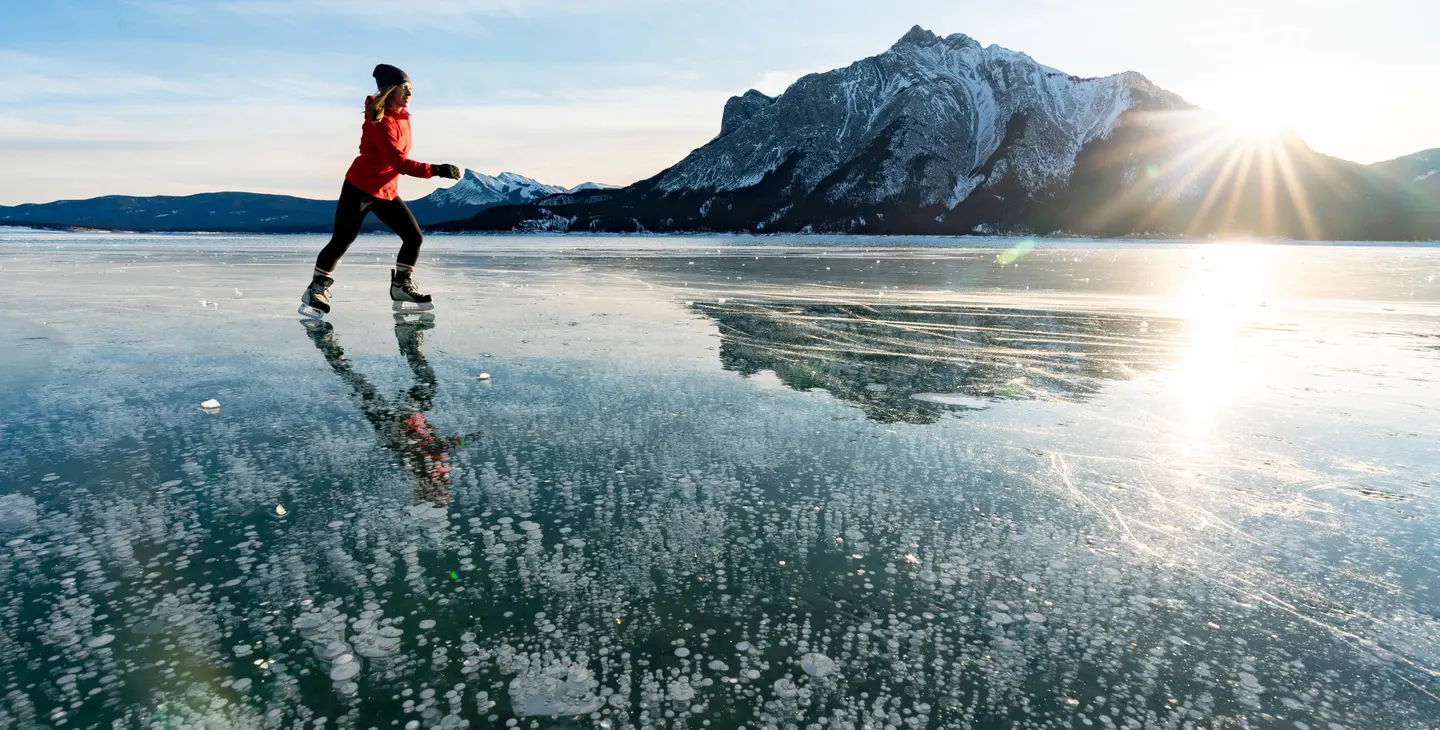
[[0, 171, 612, 233], [4, 26, 1438, 240], [439, 26, 1440, 240]]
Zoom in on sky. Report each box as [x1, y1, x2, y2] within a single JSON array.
[[2, 0, 1437, 206]]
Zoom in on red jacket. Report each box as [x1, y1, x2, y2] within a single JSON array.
[[344, 101, 433, 200]]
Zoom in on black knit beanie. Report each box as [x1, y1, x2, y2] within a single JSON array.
[[373, 64, 410, 89]]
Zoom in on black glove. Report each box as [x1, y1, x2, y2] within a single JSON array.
[[433, 163, 461, 180]]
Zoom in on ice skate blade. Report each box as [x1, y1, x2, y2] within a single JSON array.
[[391, 301, 435, 312], [297, 303, 327, 320]]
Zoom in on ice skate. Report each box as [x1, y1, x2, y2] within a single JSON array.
[[298, 274, 333, 319], [390, 268, 434, 312]]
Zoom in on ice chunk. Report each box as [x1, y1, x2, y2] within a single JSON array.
[[275, 504, 287, 517], [200, 398, 221, 412], [478, 373, 491, 381], [800, 652, 837, 677]]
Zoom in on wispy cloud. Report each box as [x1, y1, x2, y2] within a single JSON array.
[[135, 0, 671, 34], [1, 50, 199, 99], [750, 68, 830, 97], [0, 44, 729, 204]]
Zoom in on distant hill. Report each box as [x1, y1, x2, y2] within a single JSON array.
[[0, 170, 612, 233], [1370, 149, 1440, 196], [439, 26, 1440, 240]]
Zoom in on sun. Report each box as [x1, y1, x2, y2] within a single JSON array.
[[1219, 107, 1289, 141]]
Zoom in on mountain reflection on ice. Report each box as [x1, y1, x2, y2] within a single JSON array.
[[693, 299, 1181, 423], [0, 234, 1437, 729]]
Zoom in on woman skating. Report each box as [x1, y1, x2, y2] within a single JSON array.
[[300, 63, 461, 318]]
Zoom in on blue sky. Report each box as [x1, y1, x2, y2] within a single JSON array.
[[3, 0, 1437, 205]]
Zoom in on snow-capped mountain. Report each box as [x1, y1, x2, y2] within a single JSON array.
[[417, 170, 565, 211], [443, 26, 1440, 240], [407, 170, 614, 223], [565, 182, 621, 193], [659, 25, 1185, 205]]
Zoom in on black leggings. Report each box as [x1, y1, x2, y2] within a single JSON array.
[[314, 180, 423, 273]]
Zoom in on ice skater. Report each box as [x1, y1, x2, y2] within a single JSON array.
[[299, 63, 463, 319]]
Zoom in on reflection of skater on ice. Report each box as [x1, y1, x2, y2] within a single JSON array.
[[302, 315, 478, 505]]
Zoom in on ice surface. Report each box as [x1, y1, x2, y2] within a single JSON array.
[[0, 232, 1436, 728]]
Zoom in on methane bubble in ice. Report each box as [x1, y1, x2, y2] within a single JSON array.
[[668, 680, 695, 703], [508, 664, 604, 717], [0, 495, 37, 533], [773, 678, 799, 698], [330, 658, 361, 682], [800, 652, 837, 677]]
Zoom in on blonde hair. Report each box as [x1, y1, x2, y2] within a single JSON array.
[[366, 84, 404, 124]]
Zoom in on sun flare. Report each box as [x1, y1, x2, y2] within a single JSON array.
[[1220, 109, 1289, 141]]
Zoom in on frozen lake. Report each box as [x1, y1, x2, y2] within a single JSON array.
[[1, 230, 1437, 729]]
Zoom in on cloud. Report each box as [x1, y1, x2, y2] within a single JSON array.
[[750, 69, 828, 97], [0, 50, 200, 100], [136, 0, 673, 34], [0, 82, 729, 204]]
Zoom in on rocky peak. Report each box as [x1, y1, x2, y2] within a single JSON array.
[[719, 90, 776, 138], [893, 25, 938, 47]]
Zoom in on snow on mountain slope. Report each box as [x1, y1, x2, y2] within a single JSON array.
[[657, 26, 1188, 208], [565, 182, 620, 193], [419, 170, 567, 211], [1369, 149, 1440, 193], [415, 171, 619, 219]]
